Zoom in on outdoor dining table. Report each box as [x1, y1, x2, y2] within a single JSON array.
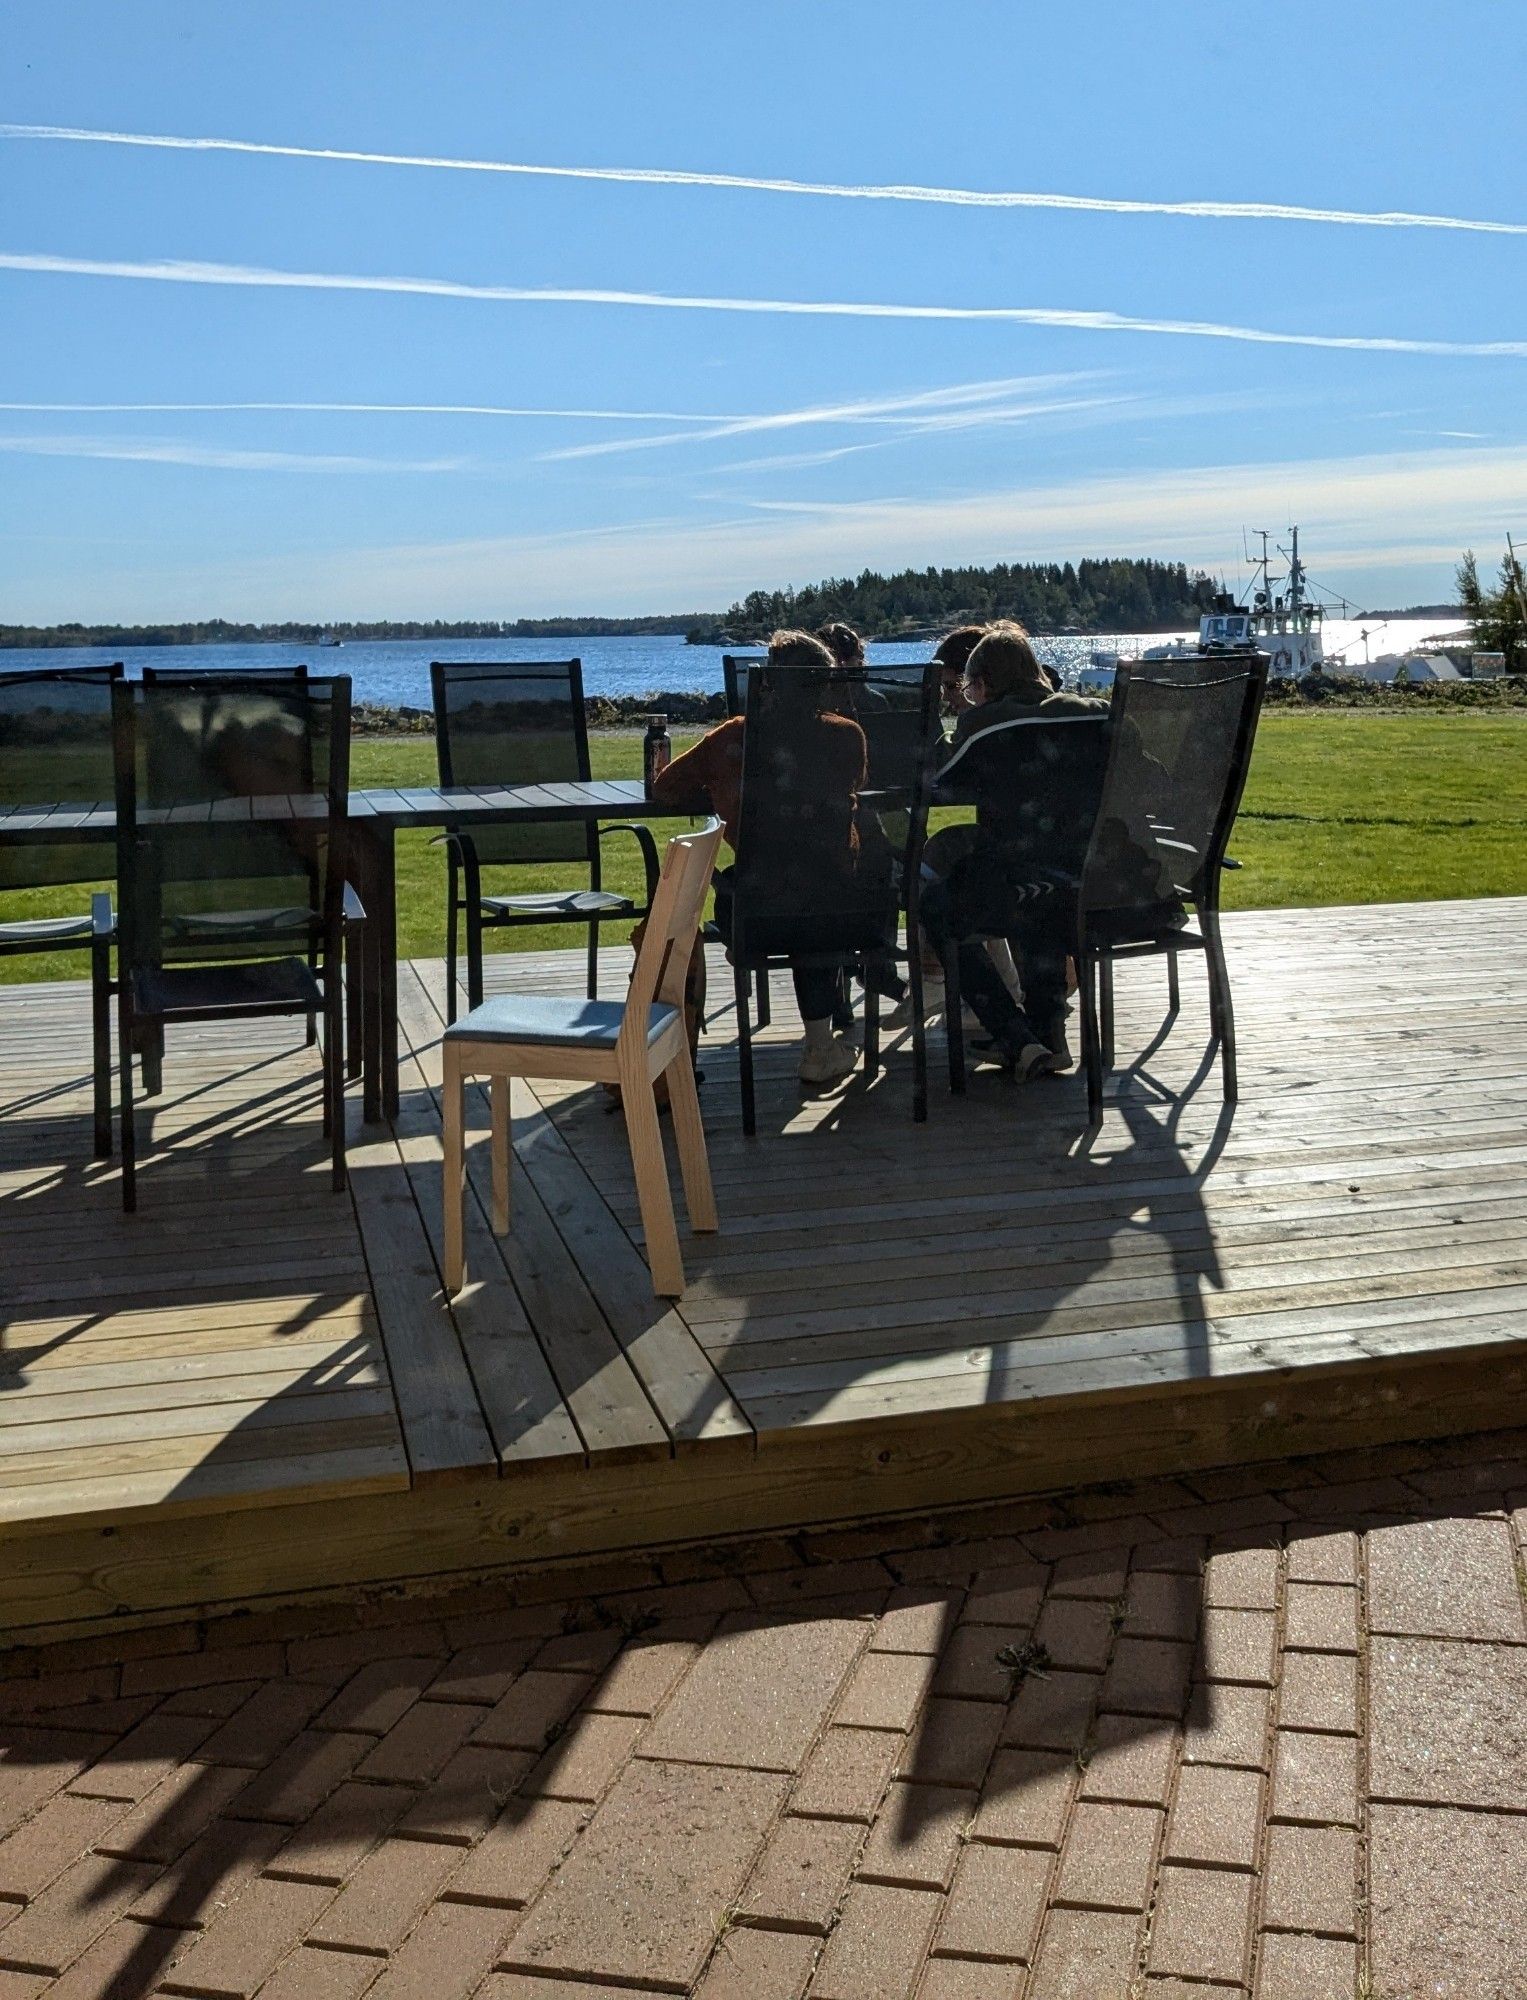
[[0, 780, 698, 1127]]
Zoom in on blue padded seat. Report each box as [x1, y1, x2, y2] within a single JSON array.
[[444, 993, 680, 1050]]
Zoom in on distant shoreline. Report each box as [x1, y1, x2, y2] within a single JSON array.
[[0, 606, 1463, 650]]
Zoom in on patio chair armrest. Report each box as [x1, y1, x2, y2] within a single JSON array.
[[90, 891, 115, 940], [1220, 855, 1243, 871], [599, 821, 661, 905], [342, 881, 366, 926]]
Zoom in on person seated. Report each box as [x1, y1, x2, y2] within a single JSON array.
[[651, 629, 871, 1087], [933, 625, 987, 729], [948, 619, 1098, 745], [816, 621, 866, 671], [923, 623, 1107, 1078]]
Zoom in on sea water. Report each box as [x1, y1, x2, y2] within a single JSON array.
[[0, 617, 1459, 706]]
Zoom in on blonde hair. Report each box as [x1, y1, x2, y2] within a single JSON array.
[[964, 620, 1046, 698]]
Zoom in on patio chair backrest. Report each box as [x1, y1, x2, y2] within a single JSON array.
[[732, 664, 898, 959], [0, 664, 123, 891], [430, 660, 594, 868], [622, 819, 724, 1047], [141, 663, 310, 683], [113, 673, 351, 968], [1084, 660, 1266, 916], [721, 654, 767, 718], [724, 652, 929, 722], [848, 660, 942, 796]]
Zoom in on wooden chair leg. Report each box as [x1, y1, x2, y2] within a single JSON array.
[[442, 1047, 466, 1292], [490, 1074, 511, 1235], [665, 1046, 717, 1233], [90, 938, 112, 1160], [620, 1064, 685, 1295], [1166, 946, 1181, 1015]]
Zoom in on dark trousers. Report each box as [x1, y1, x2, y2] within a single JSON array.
[[921, 850, 1071, 1049]]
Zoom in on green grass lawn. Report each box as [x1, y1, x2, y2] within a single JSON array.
[[5, 713, 1524, 982]]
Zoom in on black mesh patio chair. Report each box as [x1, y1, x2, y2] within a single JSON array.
[[1074, 659, 1267, 1120], [724, 664, 902, 1136], [724, 652, 929, 718], [933, 711, 1110, 1097], [112, 672, 354, 1211], [142, 663, 367, 1080], [721, 654, 768, 719], [430, 661, 659, 1022], [0, 664, 122, 1158], [845, 660, 943, 1121], [716, 655, 931, 1037]]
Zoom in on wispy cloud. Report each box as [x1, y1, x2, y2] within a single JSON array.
[[4, 252, 1525, 359], [0, 433, 460, 472], [6, 123, 1524, 237], [0, 400, 751, 422], [27, 442, 1527, 624], [536, 375, 1103, 462]]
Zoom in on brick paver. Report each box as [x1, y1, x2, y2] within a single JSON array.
[[639, 1614, 865, 1772], [2, 1430, 1526, 1996], [503, 1757, 785, 1989], [1366, 1514, 1526, 1640], [809, 1881, 940, 2000]]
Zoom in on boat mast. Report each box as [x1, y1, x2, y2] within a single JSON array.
[[1287, 526, 1304, 627]]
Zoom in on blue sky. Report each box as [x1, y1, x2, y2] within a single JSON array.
[[3, 0, 1525, 622]]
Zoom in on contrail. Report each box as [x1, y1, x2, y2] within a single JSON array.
[[4, 251, 1526, 358], [0, 380, 1082, 427], [4, 122, 1524, 236], [0, 400, 751, 422]]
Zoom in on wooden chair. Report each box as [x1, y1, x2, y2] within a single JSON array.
[[442, 819, 723, 1298]]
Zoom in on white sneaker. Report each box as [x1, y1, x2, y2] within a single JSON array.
[[799, 1034, 859, 1086], [1013, 1041, 1060, 1082]]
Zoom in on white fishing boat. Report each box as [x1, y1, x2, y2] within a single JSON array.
[[1141, 528, 1325, 680]]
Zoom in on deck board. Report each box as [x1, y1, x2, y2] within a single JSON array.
[[1, 895, 1525, 1638]]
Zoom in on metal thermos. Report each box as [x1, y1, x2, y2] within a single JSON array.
[[643, 714, 672, 794]]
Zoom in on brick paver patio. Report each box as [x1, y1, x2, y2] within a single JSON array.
[[2, 1428, 1525, 1999]]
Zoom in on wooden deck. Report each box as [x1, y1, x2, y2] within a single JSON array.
[[3, 897, 1525, 1641]]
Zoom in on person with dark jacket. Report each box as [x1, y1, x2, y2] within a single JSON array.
[[923, 623, 1108, 1077], [652, 629, 870, 1087]]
